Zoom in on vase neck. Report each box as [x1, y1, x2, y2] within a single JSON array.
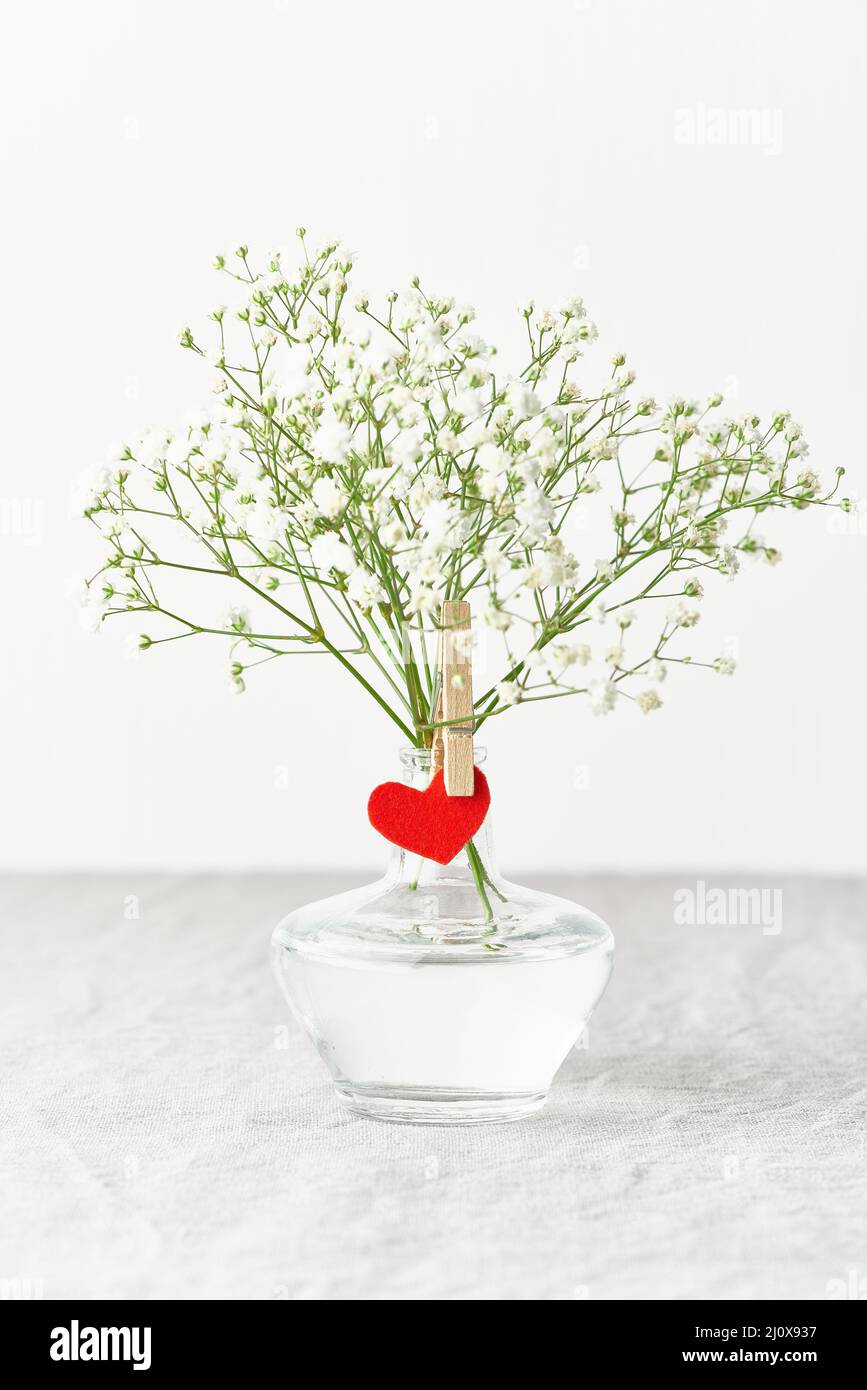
[[385, 745, 499, 887]]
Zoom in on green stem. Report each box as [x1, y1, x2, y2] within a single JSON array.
[[407, 854, 424, 892], [466, 839, 494, 923]]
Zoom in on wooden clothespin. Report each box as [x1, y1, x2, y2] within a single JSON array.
[[433, 600, 474, 797]]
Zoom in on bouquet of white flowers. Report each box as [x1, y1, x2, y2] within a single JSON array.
[[78, 229, 841, 744]]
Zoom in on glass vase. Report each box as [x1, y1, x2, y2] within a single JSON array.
[[272, 746, 614, 1124]]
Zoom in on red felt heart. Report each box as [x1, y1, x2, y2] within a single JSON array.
[[367, 767, 491, 865]]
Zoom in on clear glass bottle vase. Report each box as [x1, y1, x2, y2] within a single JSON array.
[[272, 746, 614, 1124]]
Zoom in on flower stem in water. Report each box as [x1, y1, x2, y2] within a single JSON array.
[[466, 838, 494, 923]]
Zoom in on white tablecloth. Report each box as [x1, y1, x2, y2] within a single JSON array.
[[1, 873, 864, 1300]]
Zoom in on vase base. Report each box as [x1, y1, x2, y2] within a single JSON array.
[[334, 1082, 548, 1126]]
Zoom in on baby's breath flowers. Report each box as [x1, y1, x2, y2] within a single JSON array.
[[77, 231, 842, 746]]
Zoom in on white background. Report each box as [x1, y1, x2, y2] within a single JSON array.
[[2, 0, 865, 874]]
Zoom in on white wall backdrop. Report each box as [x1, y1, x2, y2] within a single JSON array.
[[2, 0, 865, 873]]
